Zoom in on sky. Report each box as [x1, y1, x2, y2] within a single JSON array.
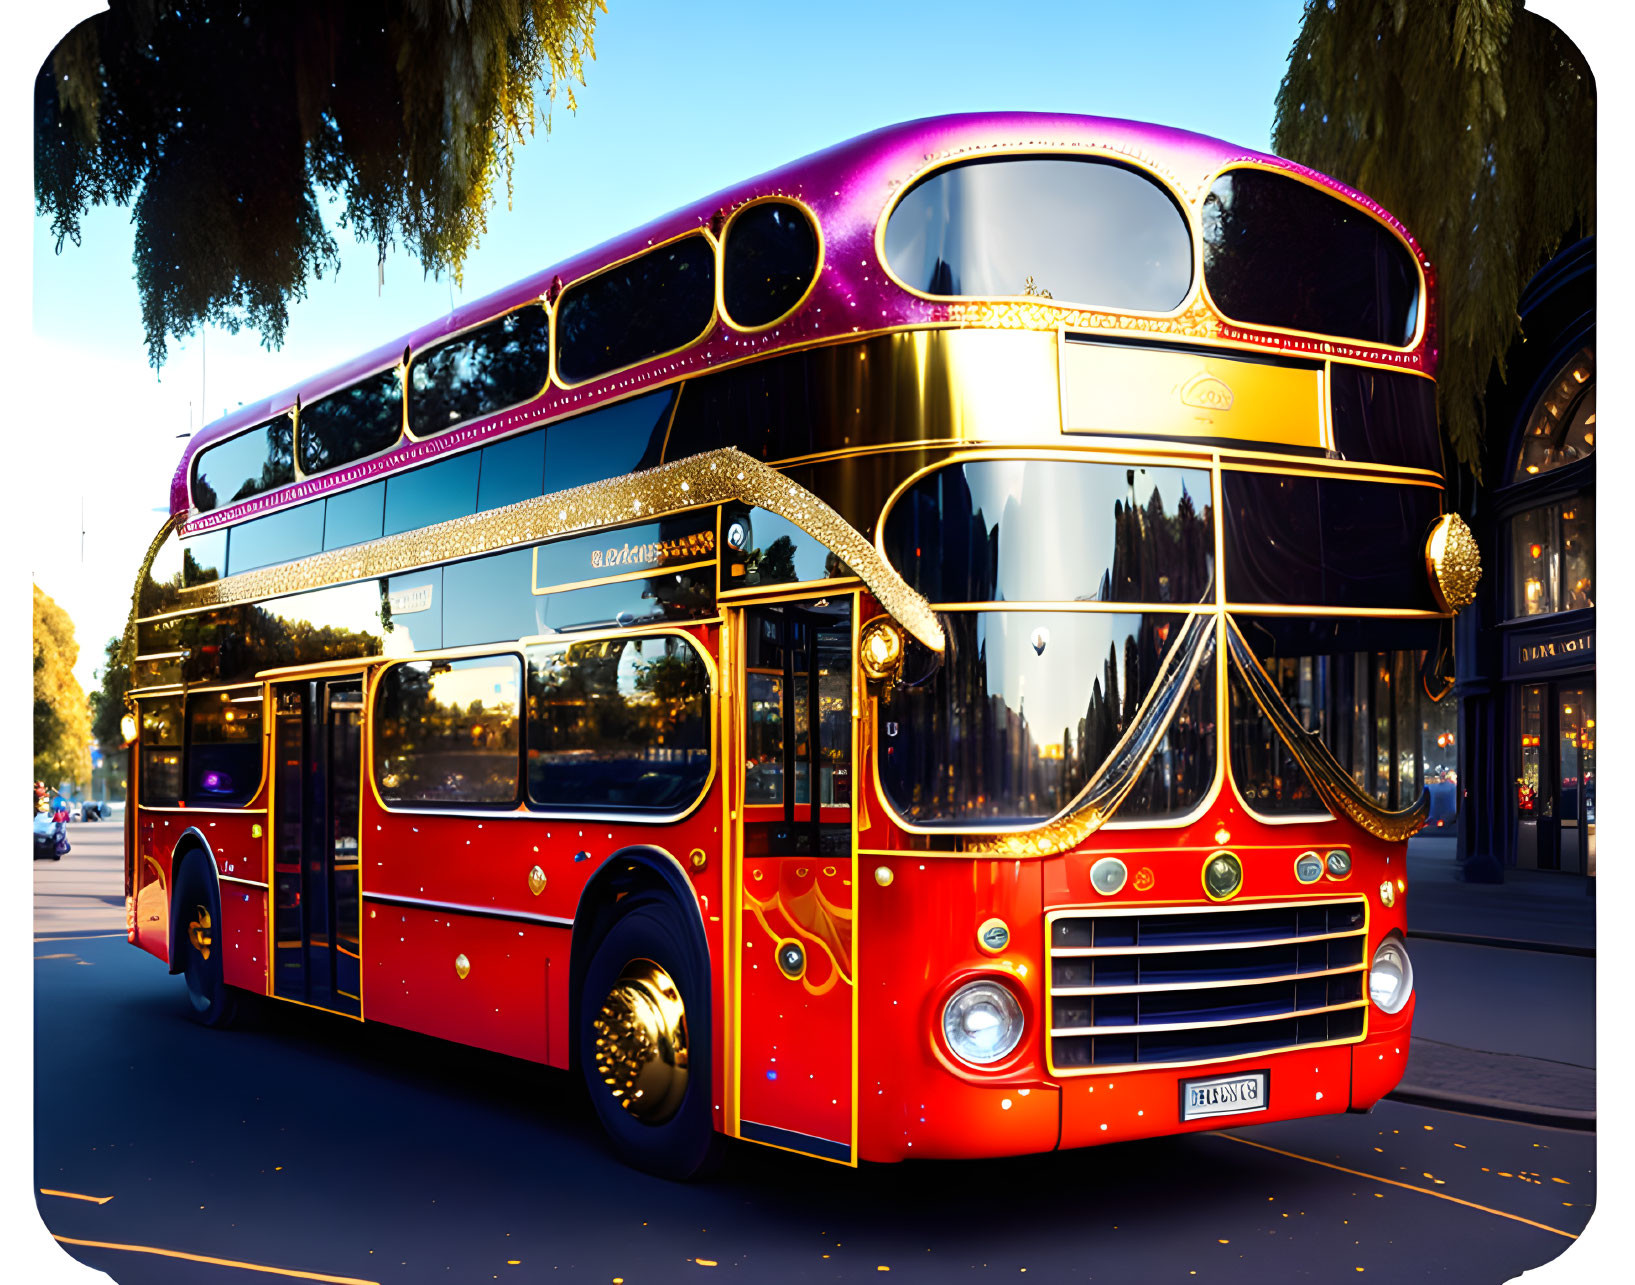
[[21, 0, 1310, 697]]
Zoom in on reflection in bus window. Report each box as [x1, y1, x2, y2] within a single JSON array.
[[554, 237, 716, 384], [541, 389, 672, 492], [373, 655, 522, 806], [883, 460, 1213, 604], [722, 201, 819, 328], [323, 481, 386, 550], [227, 500, 325, 575], [525, 635, 711, 813], [1202, 167, 1420, 347], [139, 697, 183, 806], [384, 451, 481, 536], [191, 414, 295, 512], [884, 156, 1193, 311], [299, 368, 403, 474], [186, 688, 263, 805], [723, 506, 850, 590], [408, 304, 550, 436], [878, 611, 1202, 825], [182, 529, 227, 587], [1229, 616, 1445, 814]]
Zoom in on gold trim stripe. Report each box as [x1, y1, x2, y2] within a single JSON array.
[[157, 449, 945, 654], [51, 1236, 382, 1284]]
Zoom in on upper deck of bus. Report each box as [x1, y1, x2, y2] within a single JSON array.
[[166, 110, 1439, 543]]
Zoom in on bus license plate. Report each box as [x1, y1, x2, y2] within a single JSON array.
[[1180, 1070, 1269, 1121]]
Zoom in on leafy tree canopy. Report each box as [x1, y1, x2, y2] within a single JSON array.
[[89, 633, 131, 751], [36, 0, 605, 369], [34, 585, 93, 790], [1273, 0, 1594, 476]]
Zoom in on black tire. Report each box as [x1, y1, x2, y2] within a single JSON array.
[[578, 894, 721, 1179], [173, 857, 240, 1028]]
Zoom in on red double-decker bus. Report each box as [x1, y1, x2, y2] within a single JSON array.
[[121, 112, 1476, 1176]]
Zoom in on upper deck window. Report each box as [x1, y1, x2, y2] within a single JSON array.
[[555, 234, 716, 384], [192, 415, 295, 513], [298, 368, 403, 475], [408, 303, 551, 436], [882, 459, 1214, 604], [722, 201, 820, 328], [1202, 168, 1420, 347], [1329, 365, 1441, 473], [882, 156, 1193, 312], [1221, 473, 1440, 610]]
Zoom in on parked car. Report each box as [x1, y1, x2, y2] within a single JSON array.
[[32, 813, 61, 860]]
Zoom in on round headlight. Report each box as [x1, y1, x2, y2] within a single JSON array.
[[942, 980, 1024, 1066], [1369, 936, 1414, 1014]]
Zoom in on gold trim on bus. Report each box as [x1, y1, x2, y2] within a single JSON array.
[[530, 554, 718, 598], [152, 448, 944, 655], [715, 194, 828, 335]]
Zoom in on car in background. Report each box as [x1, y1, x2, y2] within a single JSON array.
[[33, 813, 61, 860]]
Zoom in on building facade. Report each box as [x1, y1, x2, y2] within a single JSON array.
[[1457, 238, 1596, 879]]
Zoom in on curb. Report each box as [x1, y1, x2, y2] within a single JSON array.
[[1406, 929, 1594, 957], [1386, 1086, 1596, 1132]]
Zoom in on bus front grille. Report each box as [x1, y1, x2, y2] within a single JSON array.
[[1045, 898, 1369, 1074]]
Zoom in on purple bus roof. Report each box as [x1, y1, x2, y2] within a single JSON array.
[[172, 111, 1434, 529]]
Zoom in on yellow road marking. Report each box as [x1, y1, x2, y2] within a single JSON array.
[[1211, 1134, 1578, 1240], [52, 1236, 381, 1283], [39, 1189, 113, 1205]]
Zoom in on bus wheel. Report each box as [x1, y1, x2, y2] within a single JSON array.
[[578, 895, 720, 1179], [174, 859, 239, 1028]]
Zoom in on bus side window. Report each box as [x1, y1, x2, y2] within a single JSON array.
[[525, 635, 712, 814], [138, 697, 185, 807], [373, 655, 523, 807], [185, 688, 263, 806]]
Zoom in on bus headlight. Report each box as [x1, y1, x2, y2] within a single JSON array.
[[942, 980, 1024, 1066], [1369, 936, 1414, 1014]]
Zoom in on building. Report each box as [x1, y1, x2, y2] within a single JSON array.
[[1456, 237, 1595, 880]]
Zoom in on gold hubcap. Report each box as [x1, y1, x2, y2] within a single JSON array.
[[592, 960, 688, 1125], [187, 906, 213, 961]]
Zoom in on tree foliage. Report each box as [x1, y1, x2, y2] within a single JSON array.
[[89, 633, 131, 751], [34, 585, 93, 789], [36, 0, 605, 369], [1273, 1, 1594, 476]]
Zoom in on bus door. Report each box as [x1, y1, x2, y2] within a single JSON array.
[[733, 595, 857, 1163], [271, 675, 364, 1016]]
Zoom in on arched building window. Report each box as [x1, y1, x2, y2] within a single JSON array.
[[1507, 346, 1595, 619]]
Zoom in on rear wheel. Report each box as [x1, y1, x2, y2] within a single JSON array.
[[174, 858, 240, 1028], [578, 895, 720, 1179]]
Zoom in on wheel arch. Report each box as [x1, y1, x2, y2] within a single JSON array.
[[567, 845, 710, 1067], [166, 828, 221, 975]]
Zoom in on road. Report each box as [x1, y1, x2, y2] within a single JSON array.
[[35, 825, 1594, 1283]]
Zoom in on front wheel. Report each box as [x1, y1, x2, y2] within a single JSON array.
[[578, 895, 720, 1179], [173, 858, 240, 1028]]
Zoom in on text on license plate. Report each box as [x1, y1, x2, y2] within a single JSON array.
[[1180, 1070, 1269, 1121]]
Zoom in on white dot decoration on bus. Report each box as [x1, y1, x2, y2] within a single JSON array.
[[1424, 512, 1482, 613], [152, 447, 946, 656]]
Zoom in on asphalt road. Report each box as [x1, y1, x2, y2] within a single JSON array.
[[35, 826, 1595, 1284]]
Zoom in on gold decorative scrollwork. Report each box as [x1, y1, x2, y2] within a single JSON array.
[[157, 449, 945, 655]]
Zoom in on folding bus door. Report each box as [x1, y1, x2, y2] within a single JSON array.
[[733, 596, 857, 1163], [271, 676, 364, 1016]]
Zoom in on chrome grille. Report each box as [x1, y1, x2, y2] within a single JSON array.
[[1046, 898, 1369, 1074]]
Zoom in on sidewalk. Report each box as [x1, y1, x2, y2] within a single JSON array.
[[1390, 836, 1596, 1129]]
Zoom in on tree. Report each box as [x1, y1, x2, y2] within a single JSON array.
[[34, 585, 93, 790], [1273, 1, 1594, 476], [35, 0, 605, 369], [89, 633, 130, 751]]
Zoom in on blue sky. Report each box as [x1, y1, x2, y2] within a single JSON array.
[[23, 0, 1309, 689]]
